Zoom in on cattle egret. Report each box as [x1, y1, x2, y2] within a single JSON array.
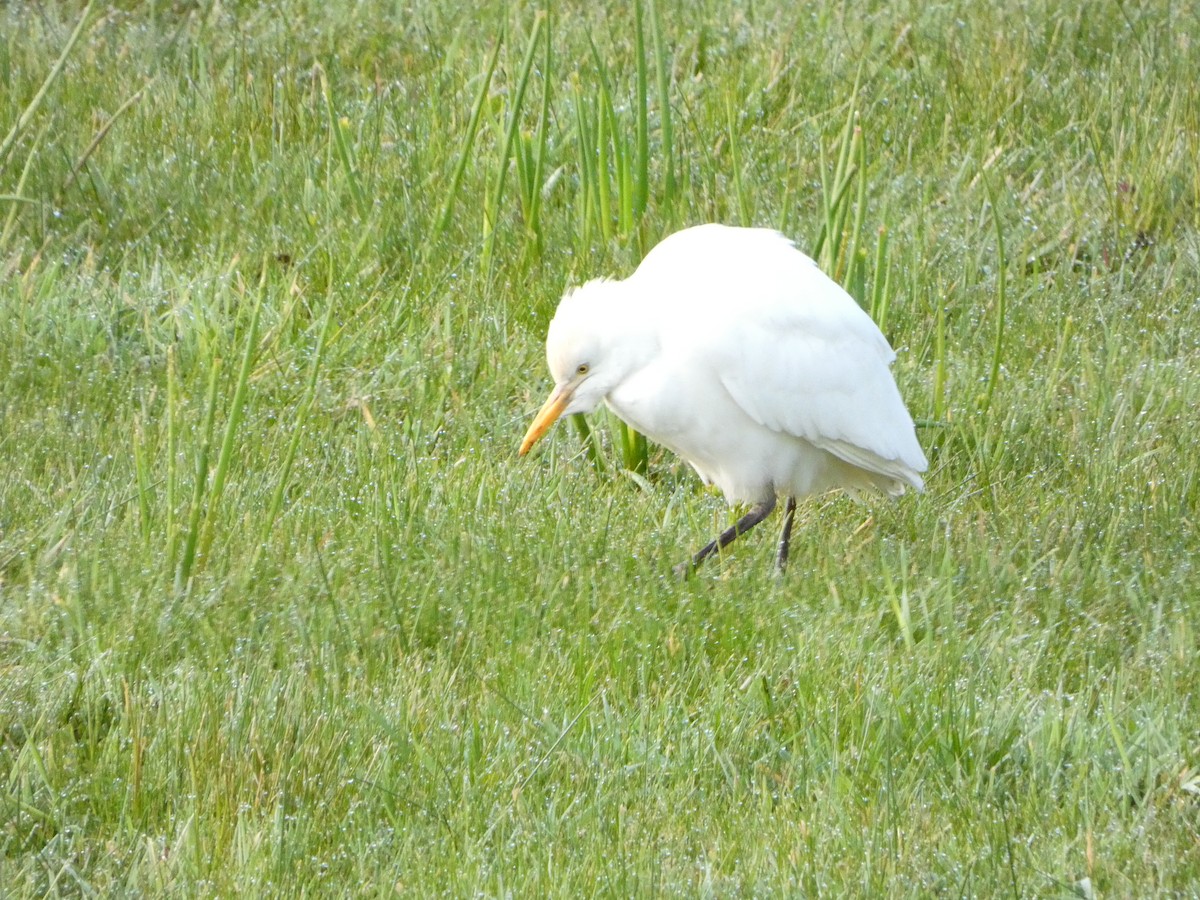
[[519, 224, 927, 575]]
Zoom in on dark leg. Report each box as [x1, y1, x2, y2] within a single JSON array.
[[674, 497, 777, 578], [776, 496, 797, 572]]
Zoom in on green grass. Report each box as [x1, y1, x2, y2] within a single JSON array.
[[3, 0, 1199, 894]]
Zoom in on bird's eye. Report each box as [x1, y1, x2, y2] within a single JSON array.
[[576, 363, 589, 376]]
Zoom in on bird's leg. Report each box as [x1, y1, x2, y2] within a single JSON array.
[[775, 496, 797, 573], [674, 497, 777, 577]]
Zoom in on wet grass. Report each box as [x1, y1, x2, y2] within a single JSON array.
[[2, 0, 1199, 894]]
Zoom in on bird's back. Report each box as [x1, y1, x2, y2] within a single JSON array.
[[633, 225, 886, 343]]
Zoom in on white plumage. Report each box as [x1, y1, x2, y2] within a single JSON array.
[[520, 223, 927, 573]]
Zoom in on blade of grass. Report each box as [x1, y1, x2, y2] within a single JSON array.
[[616, 115, 634, 237], [978, 170, 1008, 421], [318, 66, 369, 221], [57, 79, 154, 200], [812, 112, 860, 282], [932, 301, 947, 423], [1044, 314, 1073, 404], [175, 357, 223, 594], [826, 106, 857, 243], [524, 11, 553, 252], [828, 125, 861, 283], [633, 0, 650, 224], [812, 150, 858, 266], [725, 94, 751, 226], [572, 76, 597, 248], [647, 0, 675, 208], [588, 38, 633, 239], [0, 122, 49, 255], [482, 11, 546, 269], [434, 38, 503, 238], [132, 417, 153, 547], [166, 346, 179, 572], [516, 131, 535, 234], [843, 126, 868, 294], [869, 225, 890, 327], [0, 0, 94, 171], [570, 414, 606, 475], [619, 421, 648, 476], [252, 291, 336, 571], [196, 265, 267, 565], [596, 89, 613, 240]]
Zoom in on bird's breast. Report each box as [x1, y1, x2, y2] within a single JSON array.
[[604, 363, 695, 446], [605, 368, 785, 503]]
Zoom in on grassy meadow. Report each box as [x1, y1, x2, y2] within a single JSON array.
[[3, 0, 1199, 894]]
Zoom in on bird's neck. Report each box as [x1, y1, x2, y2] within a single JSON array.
[[601, 293, 661, 380]]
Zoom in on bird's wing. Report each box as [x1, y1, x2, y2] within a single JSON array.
[[703, 299, 928, 489], [630, 224, 926, 489]]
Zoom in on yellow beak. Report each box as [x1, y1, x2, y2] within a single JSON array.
[[519, 383, 574, 455]]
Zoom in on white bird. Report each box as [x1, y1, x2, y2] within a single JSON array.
[[519, 224, 927, 575]]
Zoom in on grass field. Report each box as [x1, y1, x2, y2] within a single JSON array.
[[2, 0, 1199, 894]]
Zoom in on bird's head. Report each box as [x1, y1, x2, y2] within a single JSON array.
[[519, 279, 651, 455]]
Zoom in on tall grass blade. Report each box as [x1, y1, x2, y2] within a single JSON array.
[[56, 80, 153, 202], [814, 104, 858, 273], [1044, 315, 1073, 404], [175, 357, 223, 594], [197, 267, 267, 564], [132, 417, 153, 546], [318, 67, 369, 221], [827, 125, 860, 283], [813, 104, 879, 310], [617, 118, 634, 237], [253, 291, 335, 571], [571, 414, 606, 475], [725, 94, 751, 226], [978, 171, 1008, 421], [166, 346, 180, 571], [933, 301, 947, 423], [586, 36, 634, 239], [844, 127, 868, 294], [483, 12, 545, 269], [596, 87, 613, 239], [620, 422, 648, 476], [869, 225, 890, 327], [435, 38, 503, 238], [0, 123, 47, 255], [633, 0, 650, 224], [572, 77, 597, 248], [0, 0, 94, 170], [811, 151, 858, 269], [524, 11, 553, 252], [647, 0, 675, 208]]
